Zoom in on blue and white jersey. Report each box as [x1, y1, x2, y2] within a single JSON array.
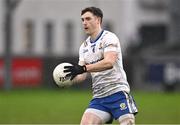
[[79, 30, 130, 98]]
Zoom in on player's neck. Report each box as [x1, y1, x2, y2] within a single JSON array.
[[90, 28, 102, 41]]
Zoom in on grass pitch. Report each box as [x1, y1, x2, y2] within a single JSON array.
[[0, 88, 180, 124]]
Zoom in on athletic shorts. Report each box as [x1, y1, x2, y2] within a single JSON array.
[[87, 91, 138, 120]]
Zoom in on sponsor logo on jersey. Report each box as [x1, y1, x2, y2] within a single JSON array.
[[91, 44, 96, 53]]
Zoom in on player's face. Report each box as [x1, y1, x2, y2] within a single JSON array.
[[81, 12, 100, 36]]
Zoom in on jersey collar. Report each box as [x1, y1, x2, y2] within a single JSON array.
[[90, 30, 104, 43]]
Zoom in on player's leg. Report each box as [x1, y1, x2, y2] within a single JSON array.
[[80, 108, 112, 125], [108, 91, 138, 124], [80, 112, 102, 125], [118, 113, 135, 125]]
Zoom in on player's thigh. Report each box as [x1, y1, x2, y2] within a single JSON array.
[[80, 108, 111, 125], [80, 112, 102, 125], [118, 113, 135, 125]]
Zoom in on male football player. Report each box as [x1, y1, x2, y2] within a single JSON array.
[[64, 7, 138, 125]]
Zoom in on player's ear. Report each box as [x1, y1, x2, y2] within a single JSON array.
[[97, 17, 102, 24]]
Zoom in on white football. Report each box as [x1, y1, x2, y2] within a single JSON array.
[[53, 62, 73, 87]]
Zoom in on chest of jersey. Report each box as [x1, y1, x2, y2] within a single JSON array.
[[83, 41, 104, 64]]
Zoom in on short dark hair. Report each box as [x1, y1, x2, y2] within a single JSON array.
[[81, 7, 103, 23]]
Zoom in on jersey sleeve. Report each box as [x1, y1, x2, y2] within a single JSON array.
[[103, 33, 120, 53]]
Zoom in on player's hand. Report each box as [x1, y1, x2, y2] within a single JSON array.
[[64, 64, 87, 80]]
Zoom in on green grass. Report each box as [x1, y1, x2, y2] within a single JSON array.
[[0, 88, 180, 124], [134, 91, 180, 124]]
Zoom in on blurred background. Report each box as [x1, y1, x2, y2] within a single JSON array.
[[0, 0, 180, 124]]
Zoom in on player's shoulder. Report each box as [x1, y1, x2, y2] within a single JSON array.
[[103, 30, 115, 35], [80, 37, 90, 48], [102, 30, 119, 40]]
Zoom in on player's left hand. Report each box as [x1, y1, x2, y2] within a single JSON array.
[[64, 64, 87, 80]]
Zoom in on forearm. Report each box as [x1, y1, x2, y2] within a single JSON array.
[[72, 73, 87, 83], [86, 59, 113, 72], [86, 51, 117, 72]]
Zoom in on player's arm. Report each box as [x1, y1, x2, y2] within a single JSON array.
[[86, 51, 117, 72], [64, 51, 117, 80]]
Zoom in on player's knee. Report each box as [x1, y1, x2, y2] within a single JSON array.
[[80, 116, 102, 125], [118, 114, 135, 125], [120, 118, 135, 125]]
